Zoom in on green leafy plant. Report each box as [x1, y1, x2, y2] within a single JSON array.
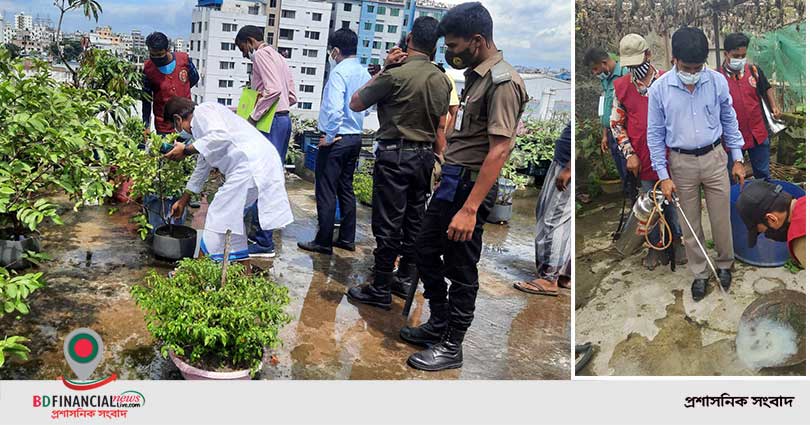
[[575, 118, 619, 197], [78, 49, 143, 125], [353, 173, 373, 206], [0, 49, 125, 238], [502, 118, 565, 191], [132, 258, 292, 375], [0, 267, 44, 368]]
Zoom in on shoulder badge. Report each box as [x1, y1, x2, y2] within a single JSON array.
[[434, 62, 446, 73], [491, 61, 513, 85]]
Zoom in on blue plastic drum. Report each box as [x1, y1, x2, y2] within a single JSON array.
[[730, 180, 805, 267]]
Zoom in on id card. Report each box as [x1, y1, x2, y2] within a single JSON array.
[[598, 95, 605, 117], [455, 96, 469, 131]]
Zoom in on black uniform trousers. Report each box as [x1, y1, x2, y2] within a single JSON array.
[[371, 141, 434, 272], [314, 134, 362, 247], [416, 168, 497, 332]]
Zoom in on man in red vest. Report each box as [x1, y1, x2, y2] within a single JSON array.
[[720, 33, 781, 180], [142, 32, 199, 136], [610, 33, 685, 269], [737, 180, 805, 269]]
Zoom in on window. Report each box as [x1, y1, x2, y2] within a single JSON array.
[[279, 29, 294, 40], [344, 3, 352, 12], [299, 84, 314, 93], [191, 23, 194, 34], [300, 67, 316, 75], [269, 0, 277, 7], [222, 23, 237, 32], [204, 22, 208, 31], [202, 59, 206, 68], [305, 31, 320, 40], [298, 102, 313, 110], [364, 22, 372, 31], [377, 6, 386, 15], [247, 63, 253, 74], [362, 40, 370, 48], [220, 42, 235, 51], [267, 33, 274, 44], [391, 8, 400, 17], [370, 58, 379, 65], [218, 80, 234, 88], [312, 13, 322, 21], [372, 41, 381, 49], [367, 5, 374, 13], [278, 47, 292, 58], [248, 5, 260, 15], [268, 15, 275, 26], [220, 61, 235, 70], [361, 57, 368, 64], [387, 25, 397, 33], [341, 21, 350, 29], [385, 42, 394, 50], [217, 98, 233, 106], [303, 49, 318, 58], [203, 41, 207, 50], [375, 24, 383, 32], [281, 9, 296, 19]]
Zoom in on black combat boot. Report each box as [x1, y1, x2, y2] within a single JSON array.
[[399, 301, 448, 347], [391, 262, 417, 299], [347, 271, 393, 310], [406, 327, 465, 371]]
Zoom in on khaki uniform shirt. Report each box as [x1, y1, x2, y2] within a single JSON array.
[[445, 52, 529, 170], [356, 55, 451, 143]]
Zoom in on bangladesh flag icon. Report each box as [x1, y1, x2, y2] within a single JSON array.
[[63, 328, 104, 381]]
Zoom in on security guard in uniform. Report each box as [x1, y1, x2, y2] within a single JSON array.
[[401, 2, 529, 371], [347, 16, 452, 309]]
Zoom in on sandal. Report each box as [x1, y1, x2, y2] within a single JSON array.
[[513, 280, 559, 297]]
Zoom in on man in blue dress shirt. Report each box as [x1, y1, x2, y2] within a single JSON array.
[[647, 27, 746, 301], [298, 28, 371, 255]]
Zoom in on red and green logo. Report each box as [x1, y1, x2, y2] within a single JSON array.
[[60, 328, 116, 390]]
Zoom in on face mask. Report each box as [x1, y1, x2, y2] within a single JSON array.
[[677, 67, 703, 86], [764, 217, 790, 242], [445, 38, 479, 70], [328, 49, 338, 68], [728, 57, 746, 71], [596, 70, 609, 80], [248, 49, 256, 61], [174, 118, 193, 142], [157, 60, 176, 75], [632, 61, 651, 81], [151, 54, 171, 67]]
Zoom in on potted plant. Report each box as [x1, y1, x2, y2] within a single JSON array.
[[0, 50, 124, 268], [575, 118, 621, 196], [113, 125, 197, 259], [0, 267, 44, 368], [131, 257, 292, 379], [353, 160, 374, 207]]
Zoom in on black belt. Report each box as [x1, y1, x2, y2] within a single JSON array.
[[377, 139, 432, 151], [671, 139, 722, 156], [275, 111, 290, 116]]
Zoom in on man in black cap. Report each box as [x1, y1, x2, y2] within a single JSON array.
[[736, 180, 805, 268]]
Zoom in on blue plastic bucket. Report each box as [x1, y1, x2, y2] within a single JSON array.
[[730, 180, 805, 267]]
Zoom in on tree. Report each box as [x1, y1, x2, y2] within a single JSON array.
[[48, 40, 83, 63], [3, 43, 21, 59], [54, 0, 103, 84]]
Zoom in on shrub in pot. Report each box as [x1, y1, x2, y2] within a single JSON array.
[[131, 258, 292, 378], [0, 49, 127, 268]]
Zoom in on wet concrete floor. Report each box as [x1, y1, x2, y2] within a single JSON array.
[[575, 195, 806, 376], [1, 176, 570, 380]]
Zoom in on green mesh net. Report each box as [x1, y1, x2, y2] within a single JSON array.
[[748, 22, 806, 112]]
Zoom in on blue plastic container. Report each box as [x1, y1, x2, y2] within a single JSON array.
[[305, 144, 318, 171], [730, 180, 805, 267]]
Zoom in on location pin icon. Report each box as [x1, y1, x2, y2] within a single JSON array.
[[63, 328, 104, 381]]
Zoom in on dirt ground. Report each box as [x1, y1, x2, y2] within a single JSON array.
[[575, 195, 806, 376], [0, 175, 570, 380]]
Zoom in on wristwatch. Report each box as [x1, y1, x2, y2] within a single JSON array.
[[183, 144, 195, 156]]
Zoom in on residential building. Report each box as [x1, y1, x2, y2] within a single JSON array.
[[131, 29, 145, 50], [275, 0, 331, 118], [189, 0, 267, 108], [14, 13, 33, 31], [0, 15, 5, 45], [328, 0, 448, 67], [175, 37, 187, 52]]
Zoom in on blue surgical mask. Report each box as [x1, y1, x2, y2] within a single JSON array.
[[157, 59, 176, 75], [729, 57, 746, 71], [677, 68, 703, 86], [596, 71, 609, 80], [178, 129, 193, 142]]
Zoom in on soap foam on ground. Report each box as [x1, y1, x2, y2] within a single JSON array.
[[736, 317, 798, 370]]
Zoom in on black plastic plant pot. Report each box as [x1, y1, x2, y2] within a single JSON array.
[[0, 233, 41, 270], [152, 225, 198, 261]]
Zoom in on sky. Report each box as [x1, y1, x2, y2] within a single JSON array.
[[1, 0, 571, 69]]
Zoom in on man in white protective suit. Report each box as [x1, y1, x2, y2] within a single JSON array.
[[162, 96, 293, 264]]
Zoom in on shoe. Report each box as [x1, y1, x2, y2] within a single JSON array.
[[691, 278, 708, 301], [297, 240, 332, 255], [400, 301, 448, 347], [346, 271, 393, 310], [391, 263, 417, 299], [673, 238, 688, 265], [718, 269, 732, 292], [248, 242, 276, 258], [407, 327, 465, 371], [333, 241, 356, 251], [642, 248, 666, 270]]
